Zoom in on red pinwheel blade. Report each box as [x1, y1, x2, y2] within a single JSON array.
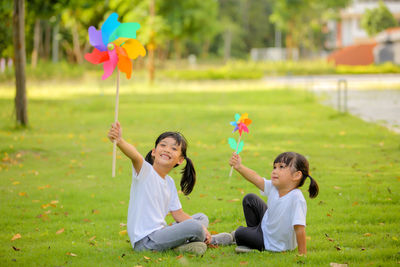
[[85, 48, 109, 64]]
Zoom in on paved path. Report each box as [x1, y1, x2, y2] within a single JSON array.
[[264, 74, 400, 133]]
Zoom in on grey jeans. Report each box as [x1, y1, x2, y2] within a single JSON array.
[[134, 213, 209, 251]]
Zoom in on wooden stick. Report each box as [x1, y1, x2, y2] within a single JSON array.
[[112, 70, 120, 177], [229, 135, 242, 177]]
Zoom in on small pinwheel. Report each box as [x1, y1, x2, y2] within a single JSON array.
[[84, 12, 146, 80], [229, 113, 252, 176], [230, 113, 252, 136]]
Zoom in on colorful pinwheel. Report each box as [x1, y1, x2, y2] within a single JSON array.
[[230, 113, 252, 136], [229, 113, 252, 176], [85, 12, 146, 80], [84, 13, 146, 177]]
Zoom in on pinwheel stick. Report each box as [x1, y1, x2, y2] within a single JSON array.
[[229, 135, 242, 177], [112, 70, 120, 177]]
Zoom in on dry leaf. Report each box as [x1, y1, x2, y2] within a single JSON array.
[[66, 252, 77, 256], [92, 209, 99, 214], [50, 200, 59, 204], [12, 246, 20, 251], [240, 261, 248, 265], [11, 234, 21, 241], [228, 198, 240, 202], [56, 228, 64, 235], [144, 256, 151, 260], [12, 181, 20, 185], [210, 219, 221, 225], [364, 233, 372, 237], [176, 255, 183, 259], [119, 230, 127, 236], [18, 192, 27, 196], [120, 223, 127, 228], [352, 201, 359, 206], [330, 263, 348, 267], [89, 236, 96, 241], [83, 218, 91, 223]]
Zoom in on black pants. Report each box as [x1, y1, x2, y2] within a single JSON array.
[[235, 193, 267, 251]]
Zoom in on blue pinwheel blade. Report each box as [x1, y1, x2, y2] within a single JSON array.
[[101, 13, 121, 46], [228, 138, 237, 150]]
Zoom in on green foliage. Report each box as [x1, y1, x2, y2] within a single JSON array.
[[0, 80, 399, 266], [361, 0, 398, 37], [0, 0, 13, 58], [336, 62, 400, 74]]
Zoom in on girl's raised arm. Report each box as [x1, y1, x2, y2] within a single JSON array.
[[108, 122, 143, 173], [229, 153, 265, 191]]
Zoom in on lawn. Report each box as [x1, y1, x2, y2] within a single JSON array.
[[0, 79, 399, 266]]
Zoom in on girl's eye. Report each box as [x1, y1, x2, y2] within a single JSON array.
[[172, 147, 177, 151]]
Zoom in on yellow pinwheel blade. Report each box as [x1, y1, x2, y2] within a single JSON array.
[[122, 39, 147, 59]]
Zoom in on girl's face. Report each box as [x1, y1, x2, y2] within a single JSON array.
[[271, 162, 301, 190], [151, 137, 184, 168]]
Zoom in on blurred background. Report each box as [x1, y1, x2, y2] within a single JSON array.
[[2, 0, 400, 131]]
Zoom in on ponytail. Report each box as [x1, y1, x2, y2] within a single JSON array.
[[180, 157, 196, 195], [145, 150, 154, 165], [307, 175, 319, 198]]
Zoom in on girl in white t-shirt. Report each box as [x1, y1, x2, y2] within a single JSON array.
[[108, 122, 232, 255], [229, 151, 319, 255]]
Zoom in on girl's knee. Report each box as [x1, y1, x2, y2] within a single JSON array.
[[243, 193, 258, 204], [192, 213, 209, 228], [185, 220, 205, 241]]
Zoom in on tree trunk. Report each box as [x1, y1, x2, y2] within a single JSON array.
[[224, 29, 232, 62], [52, 21, 59, 63], [13, 0, 28, 126], [72, 23, 83, 64], [31, 18, 40, 68], [44, 21, 51, 60]]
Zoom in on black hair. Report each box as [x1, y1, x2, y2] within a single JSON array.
[[144, 132, 196, 195], [273, 152, 319, 198]]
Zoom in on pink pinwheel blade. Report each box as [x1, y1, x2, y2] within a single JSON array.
[[88, 26, 107, 51], [102, 49, 118, 80]]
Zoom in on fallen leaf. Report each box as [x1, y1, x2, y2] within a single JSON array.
[[11, 234, 21, 241], [240, 261, 248, 265], [330, 263, 348, 267], [89, 236, 96, 241], [12, 246, 20, 251], [56, 228, 64, 235], [176, 255, 183, 259], [199, 194, 207, 198], [120, 223, 127, 228], [92, 209, 99, 214], [50, 200, 59, 204], [12, 181, 20, 185], [66, 252, 77, 257], [334, 245, 341, 251], [352, 202, 359, 206], [83, 218, 91, 223], [18, 192, 27, 196], [210, 219, 221, 225], [333, 186, 341, 190], [364, 233, 372, 237], [228, 198, 240, 202], [144, 256, 151, 260], [119, 230, 127, 236]]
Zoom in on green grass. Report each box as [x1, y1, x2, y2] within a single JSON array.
[[1, 80, 399, 266]]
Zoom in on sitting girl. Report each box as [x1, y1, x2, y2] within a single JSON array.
[[108, 122, 231, 255], [229, 151, 319, 255]]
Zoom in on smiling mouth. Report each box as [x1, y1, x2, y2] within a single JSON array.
[[160, 154, 171, 159]]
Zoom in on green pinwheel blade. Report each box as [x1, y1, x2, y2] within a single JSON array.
[[228, 138, 237, 150], [237, 140, 244, 154], [108, 23, 141, 43], [234, 113, 241, 122]]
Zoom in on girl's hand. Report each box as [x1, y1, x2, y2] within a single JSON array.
[[203, 226, 211, 244], [229, 152, 242, 170], [108, 122, 122, 143]]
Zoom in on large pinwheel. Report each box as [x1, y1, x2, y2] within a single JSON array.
[[228, 113, 252, 177], [85, 12, 146, 80], [85, 13, 146, 177]]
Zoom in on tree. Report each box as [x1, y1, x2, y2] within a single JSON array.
[[361, 0, 398, 37], [13, 0, 27, 126], [270, 0, 350, 57]]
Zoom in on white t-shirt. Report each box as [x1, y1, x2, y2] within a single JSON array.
[[127, 161, 182, 248], [260, 178, 307, 252]]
